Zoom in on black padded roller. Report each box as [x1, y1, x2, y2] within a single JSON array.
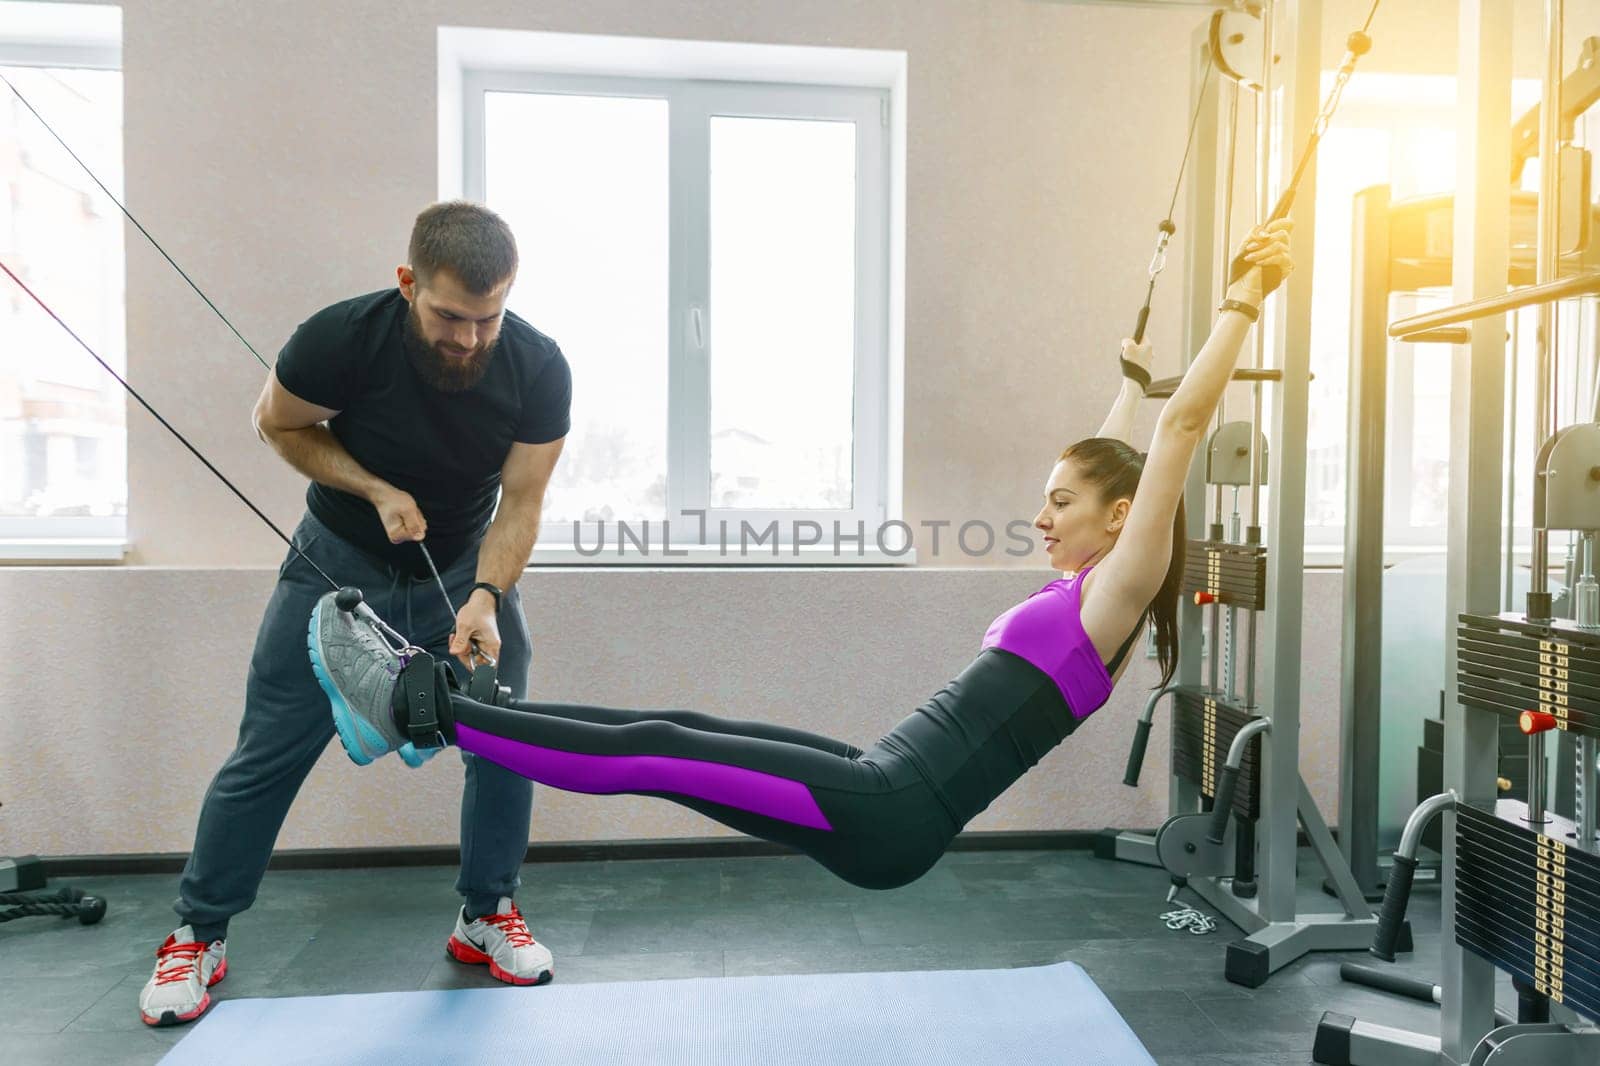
[[1371, 853, 1418, 962], [1339, 962, 1435, 1004], [1208, 764, 1241, 844], [1124, 719, 1153, 787]]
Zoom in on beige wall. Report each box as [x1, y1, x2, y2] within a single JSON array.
[[4, 0, 1589, 856]]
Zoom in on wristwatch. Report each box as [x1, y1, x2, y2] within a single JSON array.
[[469, 581, 504, 611]]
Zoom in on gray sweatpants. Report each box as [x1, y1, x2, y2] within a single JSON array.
[[174, 511, 534, 938]]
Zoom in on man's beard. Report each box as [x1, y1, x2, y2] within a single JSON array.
[[402, 304, 498, 393]]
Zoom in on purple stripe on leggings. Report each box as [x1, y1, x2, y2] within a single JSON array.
[[456, 724, 834, 831]]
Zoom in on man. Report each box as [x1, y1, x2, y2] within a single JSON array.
[[139, 201, 569, 1026]]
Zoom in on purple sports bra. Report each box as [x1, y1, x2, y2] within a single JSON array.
[[980, 567, 1119, 721]]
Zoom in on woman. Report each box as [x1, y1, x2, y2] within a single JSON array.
[[310, 221, 1292, 891]]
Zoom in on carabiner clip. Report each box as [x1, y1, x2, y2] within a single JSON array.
[[1147, 219, 1176, 280]]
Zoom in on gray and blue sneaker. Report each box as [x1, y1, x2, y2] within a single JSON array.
[[396, 735, 442, 768], [308, 590, 410, 766]]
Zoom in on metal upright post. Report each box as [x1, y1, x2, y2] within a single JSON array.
[[1255, 0, 1318, 929], [1242, 0, 1272, 715], [1178, 17, 1223, 802], [1529, 0, 1565, 622], [1441, 2, 1512, 1059], [1212, 74, 1240, 700], [1587, 297, 1600, 423], [1506, 312, 1521, 614], [1340, 185, 1392, 900]]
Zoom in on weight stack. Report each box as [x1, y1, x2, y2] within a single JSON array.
[[1457, 613, 1600, 741], [1170, 687, 1262, 820], [1454, 801, 1600, 1023], [1183, 539, 1267, 611]]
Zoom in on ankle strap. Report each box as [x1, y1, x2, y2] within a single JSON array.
[[399, 654, 445, 748]]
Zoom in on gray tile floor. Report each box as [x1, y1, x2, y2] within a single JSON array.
[[1, 848, 1490, 1065]]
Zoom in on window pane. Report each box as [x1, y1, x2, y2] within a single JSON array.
[[0, 65, 126, 519], [1402, 297, 1452, 531], [709, 116, 855, 510], [484, 91, 668, 524], [1305, 125, 1390, 534], [1304, 74, 1542, 550]]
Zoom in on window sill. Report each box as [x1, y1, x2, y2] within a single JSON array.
[[528, 544, 918, 567], [0, 539, 129, 563]]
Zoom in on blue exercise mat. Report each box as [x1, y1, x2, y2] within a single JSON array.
[[158, 961, 1153, 1065]]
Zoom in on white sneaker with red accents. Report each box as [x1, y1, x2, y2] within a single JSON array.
[[138, 926, 227, 1026], [445, 898, 554, 986]]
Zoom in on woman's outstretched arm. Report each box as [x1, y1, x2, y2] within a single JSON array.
[[1096, 338, 1152, 443], [1080, 219, 1294, 647]]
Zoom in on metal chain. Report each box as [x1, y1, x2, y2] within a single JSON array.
[[1161, 904, 1218, 935]]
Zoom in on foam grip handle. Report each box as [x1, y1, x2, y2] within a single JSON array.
[[1124, 719, 1154, 788], [1132, 305, 1151, 345], [1266, 187, 1295, 224], [1208, 765, 1241, 844], [1371, 854, 1418, 962]]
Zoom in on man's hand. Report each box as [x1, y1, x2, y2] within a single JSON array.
[[449, 588, 502, 669], [372, 485, 427, 544]]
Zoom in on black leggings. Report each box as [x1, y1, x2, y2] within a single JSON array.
[[438, 649, 1080, 890]]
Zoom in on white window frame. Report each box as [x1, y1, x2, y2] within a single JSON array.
[[0, 2, 125, 561], [441, 29, 908, 565]]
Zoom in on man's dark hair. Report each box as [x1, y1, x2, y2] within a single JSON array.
[[408, 200, 518, 294]]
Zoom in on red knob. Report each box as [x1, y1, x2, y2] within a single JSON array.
[[1519, 710, 1559, 734], [1194, 591, 1218, 606]]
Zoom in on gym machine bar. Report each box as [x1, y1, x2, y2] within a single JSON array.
[[1388, 274, 1600, 343], [1208, 717, 1271, 844], [1123, 685, 1178, 788]]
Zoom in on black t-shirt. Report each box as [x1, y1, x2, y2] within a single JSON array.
[[274, 288, 571, 576]]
